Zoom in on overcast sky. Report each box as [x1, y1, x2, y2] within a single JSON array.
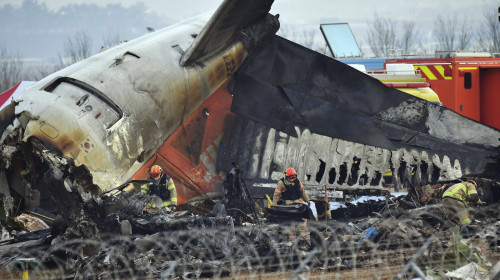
[[0, 0, 498, 61], [1, 0, 495, 23], [3, 0, 495, 25]]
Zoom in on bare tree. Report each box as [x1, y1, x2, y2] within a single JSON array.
[[357, 41, 366, 58], [60, 31, 93, 66], [299, 28, 317, 50], [456, 17, 474, 50], [399, 21, 419, 55], [433, 15, 458, 51], [102, 31, 121, 48], [0, 47, 24, 92], [477, 5, 500, 52], [315, 42, 332, 57], [418, 38, 434, 57], [277, 25, 328, 55], [367, 13, 396, 57], [278, 25, 313, 46], [26, 63, 60, 81]]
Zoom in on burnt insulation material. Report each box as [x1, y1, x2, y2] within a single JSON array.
[[330, 200, 387, 221]]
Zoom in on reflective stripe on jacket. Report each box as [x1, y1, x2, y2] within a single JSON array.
[[442, 182, 478, 203], [141, 174, 177, 208]]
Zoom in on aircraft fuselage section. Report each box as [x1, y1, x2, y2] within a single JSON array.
[[13, 13, 248, 192]]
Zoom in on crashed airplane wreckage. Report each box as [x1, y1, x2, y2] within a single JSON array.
[[0, 0, 499, 236]]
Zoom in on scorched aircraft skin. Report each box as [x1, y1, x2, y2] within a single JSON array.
[[0, 0, 278, 208], [0, 0, 499, 216]]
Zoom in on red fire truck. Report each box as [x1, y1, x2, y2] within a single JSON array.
[[386, 51, 500, 130]]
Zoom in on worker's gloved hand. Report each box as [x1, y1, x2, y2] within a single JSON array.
[[326, 209, 332, 220], [171, 205, 177, 211]]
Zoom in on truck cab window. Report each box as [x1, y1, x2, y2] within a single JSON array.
[[464, 72, 472, 89]]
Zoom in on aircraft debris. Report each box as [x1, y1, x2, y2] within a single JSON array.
[[0, 0, 499, 278], [13, 214, 48, 232], [230, 34, 500, 189], [444, 262, 488, 280], [1, 0, 499, 233], [0, 192, 498, 279]]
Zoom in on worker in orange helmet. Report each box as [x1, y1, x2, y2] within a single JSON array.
[[272, 167, 311, 206], [272, 167, 314, 238], [441, 179, 483, 227], [141, 165, 177, 212]]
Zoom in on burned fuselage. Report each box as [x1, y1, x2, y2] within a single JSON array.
[[10, 17, 244, 189], [0, 1, 279, 214], [1, 0, 499, 224]]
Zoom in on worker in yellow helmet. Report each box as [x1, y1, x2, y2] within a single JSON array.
[[141, 165, 177, 212], [441, 180, 482, 226]]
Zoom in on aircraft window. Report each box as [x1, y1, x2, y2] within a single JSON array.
[[464, 72, 472, 89], [44, 77, 122, 128]]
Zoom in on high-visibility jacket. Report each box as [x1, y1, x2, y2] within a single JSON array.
[[141, 174, 177, 208], [442, 182, 480, 205]]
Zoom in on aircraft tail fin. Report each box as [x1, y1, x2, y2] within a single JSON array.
[[180, 0, 274, 66]]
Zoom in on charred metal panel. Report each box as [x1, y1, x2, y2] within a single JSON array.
[[129, 84, 404, 203], [217, 114, 496, 199], [230, 35, 500, 184], [223, 118, 391, 189], [130, 86, 235, 204]]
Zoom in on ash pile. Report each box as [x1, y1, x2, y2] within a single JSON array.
[[0, 179, 500, 279]]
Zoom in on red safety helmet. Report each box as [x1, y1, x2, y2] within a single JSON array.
[[285, 167, 297, 180], [149, 165, 163, 179], [467, 179, 478, 189]]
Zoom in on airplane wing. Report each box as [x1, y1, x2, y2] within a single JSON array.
[[180, 0, 275, 66], [230, 35, 500, 179]]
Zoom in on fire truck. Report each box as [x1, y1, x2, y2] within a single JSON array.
[[386, 51, 500, 130], [348, 63, 441, 104]]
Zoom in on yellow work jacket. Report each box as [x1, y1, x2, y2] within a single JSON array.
[[141, 175, 178, 208], [442, 182, 480, 205]]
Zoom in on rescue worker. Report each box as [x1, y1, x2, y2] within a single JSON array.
[[441, 180, 482, 226], [141, 165, 178, 212], [272, 167, 314, 239], [316, 201, 332, 220], [272, 167, 310, 206]]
